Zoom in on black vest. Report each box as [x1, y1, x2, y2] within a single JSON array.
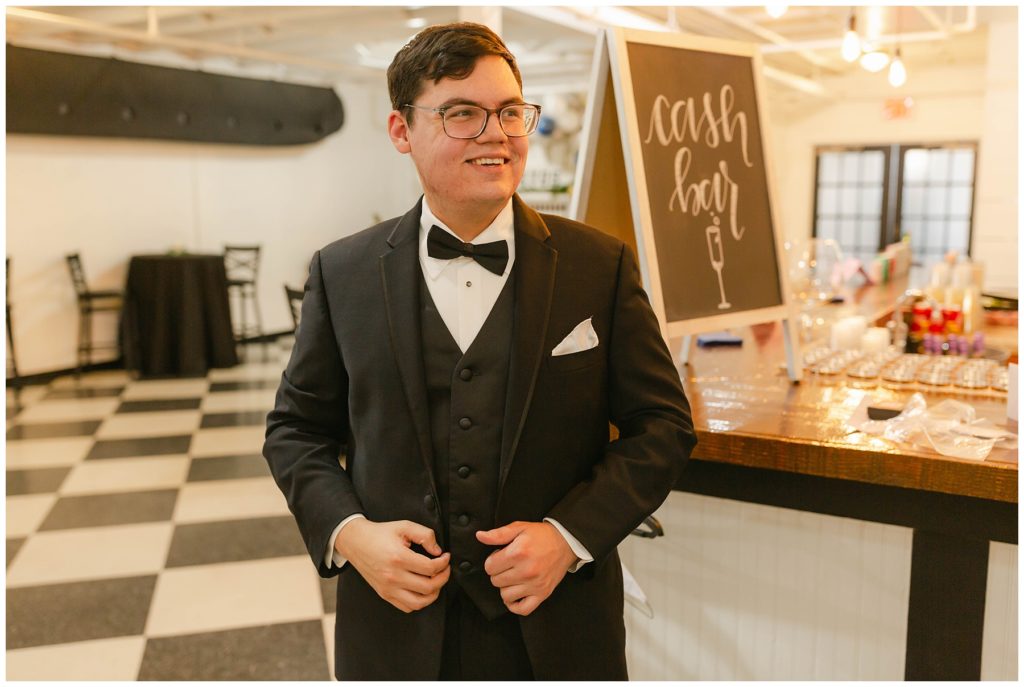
[[420, 269, 514, 619]]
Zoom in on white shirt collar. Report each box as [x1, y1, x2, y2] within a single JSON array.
[[419, 198, 515, 281]]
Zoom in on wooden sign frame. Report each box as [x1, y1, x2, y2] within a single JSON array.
[[571, 28, 802, 381]]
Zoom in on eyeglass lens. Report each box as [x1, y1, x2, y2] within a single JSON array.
[[443, 105, 539, 138]]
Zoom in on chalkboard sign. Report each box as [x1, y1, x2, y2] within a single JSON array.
[[571, 29, 800, 379], [626, 40, 783, 321]]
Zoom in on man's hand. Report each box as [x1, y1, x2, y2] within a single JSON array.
[[335, 519, 450, 614], [476, 521, 578, 617]]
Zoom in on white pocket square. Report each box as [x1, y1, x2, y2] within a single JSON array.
[[551, 317, 599, 356]]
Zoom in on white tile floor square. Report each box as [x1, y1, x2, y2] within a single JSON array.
[[145, 556, 323, 637], [189, 425, 266, 457], [172, 476, 290, 523], [15, 397, 122, 423], [6, 493, 59, 538], [5, 636, 147, 680], [95, 410, 202, 439], [7, 522, 174, 587], [60, 455, 191, 495], [120, 378, 210, 401], [201, 389, 278, 413], [6, 437, 94, 469]]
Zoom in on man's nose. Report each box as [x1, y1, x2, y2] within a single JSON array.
[[475, 110, 508, 142]]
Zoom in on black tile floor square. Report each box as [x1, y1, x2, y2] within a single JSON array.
[[6, 575, 158, 649], [5, 343, 341, 680], [42, 387, 124, 401], [38, 489, 180, 531], [186, 453, 270, 482], [117, 398, 203, 413], [7, 538, 26, 567], [200, 410, 269, 428], [86, 435, 192, 460], [7, 467, 71, 496], [165, 516, 306, 568], [138, 620, 331, 680], [7, 419, 103, 440], [209, 380, 279, 392]]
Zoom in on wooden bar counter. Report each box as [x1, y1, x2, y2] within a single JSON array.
[[676, 317, 1016, 503], [631, 276, 1019, 681]]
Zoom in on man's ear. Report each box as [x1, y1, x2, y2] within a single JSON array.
[[387, 110, 412, 154]]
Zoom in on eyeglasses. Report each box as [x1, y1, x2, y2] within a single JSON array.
[[402, 102, 542, 139]]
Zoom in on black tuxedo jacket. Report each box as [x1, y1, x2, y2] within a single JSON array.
[[264, 195, 696, 680]]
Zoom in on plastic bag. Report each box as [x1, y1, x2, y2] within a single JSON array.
[[858, 393, 1012, 460]]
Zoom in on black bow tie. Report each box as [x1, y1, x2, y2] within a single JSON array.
[[426, 225, 509, 276]]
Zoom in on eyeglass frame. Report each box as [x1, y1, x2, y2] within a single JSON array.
[[400, 102, 543, 139]]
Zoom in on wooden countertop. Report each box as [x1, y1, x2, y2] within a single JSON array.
[[673, 279, 1018, 504]]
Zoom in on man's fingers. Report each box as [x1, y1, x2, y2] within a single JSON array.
[[488, 567, 522, 589], [506, 594, 541, 617], [400, 549, 450, 577], [400, 521, 442, 556], [391, 589, 437, 613], [498, 583, 530, 605], [475, 521, 526, 546], [483, 548, 514, 577], [394, 568, 447, 595]]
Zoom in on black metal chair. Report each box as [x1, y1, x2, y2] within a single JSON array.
[[7, 257, 22, 408], [66, 253, 122, 377], [224, 245, 264, 360], [284, 284, 304, 331]]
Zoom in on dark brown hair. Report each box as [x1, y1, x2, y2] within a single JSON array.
[[387, 22, 522, 125]]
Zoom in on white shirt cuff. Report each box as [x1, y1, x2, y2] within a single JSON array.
[[544, 517, 594, 572], [325, 514, 366, 569]]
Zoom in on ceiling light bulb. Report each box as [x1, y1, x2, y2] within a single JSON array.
[[841, 28, 861, 62], [859, 50, 890, 73], [765, 4, 787, 19], [888, 52, 907, 87], [405, 17, 427, 29]]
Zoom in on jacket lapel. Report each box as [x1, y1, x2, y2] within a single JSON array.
[[379, 198, 436, 486], [498, 196, 557, 497]]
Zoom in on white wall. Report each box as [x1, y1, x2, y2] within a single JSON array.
[[6, 78, 421, 376], [621, 491, 914, 680], [767, 20, 1017, 291]]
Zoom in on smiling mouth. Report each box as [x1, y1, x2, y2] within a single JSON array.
[[468, 157, 508, 166]]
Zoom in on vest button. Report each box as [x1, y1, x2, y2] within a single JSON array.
[[459, 368, 473, 381], [423, 495, 435, 510], [457, 513, 470, 526], [458, 417, 472, 430], [459, 561, 472, 573], [457, 466, 471, 478]]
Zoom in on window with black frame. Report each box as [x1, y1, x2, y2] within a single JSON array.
[[897, 145, 976, 265], [812, 143, 977, 268]]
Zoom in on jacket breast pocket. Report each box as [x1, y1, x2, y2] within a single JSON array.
[[546, 345, 604, 373]]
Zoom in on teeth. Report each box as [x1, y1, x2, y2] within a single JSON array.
[[471, 158, 505, 166]]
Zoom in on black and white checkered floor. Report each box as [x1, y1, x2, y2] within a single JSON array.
[[6, 342, 339, 680]]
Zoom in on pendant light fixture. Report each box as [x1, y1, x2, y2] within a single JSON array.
[[888, 10, 907, 87], [859, 49, 890, 72], [841, 8, 861, 62], [888, 49, 907, 86]]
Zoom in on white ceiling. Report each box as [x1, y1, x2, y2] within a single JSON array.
[[6, 5, 1015, 115]]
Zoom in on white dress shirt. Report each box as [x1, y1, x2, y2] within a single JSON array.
[[325, 198, 593, 573]]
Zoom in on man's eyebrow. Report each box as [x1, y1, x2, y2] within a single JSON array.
[[436, 97, 526, 108]]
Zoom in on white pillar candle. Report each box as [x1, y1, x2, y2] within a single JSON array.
[[847, 316, 867, 345], [861, 327, 890, 353]]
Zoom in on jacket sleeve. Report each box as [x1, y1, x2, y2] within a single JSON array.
[[263, 250, 363, 577], [545, 242, 697, 562]]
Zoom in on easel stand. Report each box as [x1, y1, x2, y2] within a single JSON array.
[[678, 316, 803, 383]]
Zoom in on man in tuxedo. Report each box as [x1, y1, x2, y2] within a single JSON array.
[[264, 21, 696, 680]]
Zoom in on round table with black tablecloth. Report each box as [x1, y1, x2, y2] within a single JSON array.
[[121, 254, 239, 377]]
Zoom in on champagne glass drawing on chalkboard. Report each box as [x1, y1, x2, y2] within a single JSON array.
[[706, 217, 731, 310]]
